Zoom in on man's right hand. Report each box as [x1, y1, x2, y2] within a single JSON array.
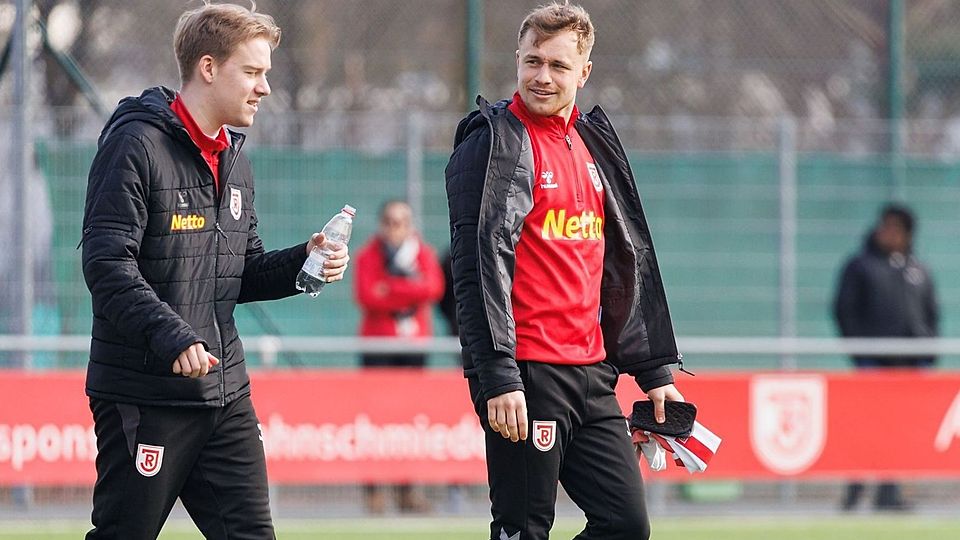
[[487, 390, 528, 443], [171, 342, 220, 378]]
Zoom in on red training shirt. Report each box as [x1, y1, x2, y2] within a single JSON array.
[[507, 93, 606, 365], [170, 95, 230, 194]]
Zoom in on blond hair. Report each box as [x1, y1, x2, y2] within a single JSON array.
[[174, 1, 281, 84], [518, 2, 594, 55]]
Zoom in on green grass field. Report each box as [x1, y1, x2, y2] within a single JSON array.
[[3, 517, 960, 539]]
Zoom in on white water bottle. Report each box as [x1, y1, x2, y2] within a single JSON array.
[[296, 204, 356, 297]]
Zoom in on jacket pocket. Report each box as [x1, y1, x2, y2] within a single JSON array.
[[142, 350, 174, 376], [78, 220, 136, 249]]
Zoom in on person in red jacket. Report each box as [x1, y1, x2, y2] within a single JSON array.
[[354, 199, 444, 512]]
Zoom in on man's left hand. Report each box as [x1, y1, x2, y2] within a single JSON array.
[[306, 232, 350, 282]]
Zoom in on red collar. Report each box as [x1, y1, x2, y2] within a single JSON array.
[[170, 94, 230, 155], [509, 91, 579, 137]]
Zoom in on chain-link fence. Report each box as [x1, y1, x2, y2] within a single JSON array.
[[6, 109, 960, 370], [2, 1, 960, 119], [4, 1, 960, 159]]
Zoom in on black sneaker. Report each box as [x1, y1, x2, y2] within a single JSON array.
[[840, 484, 863, 512], [874, 499, 913, 512]]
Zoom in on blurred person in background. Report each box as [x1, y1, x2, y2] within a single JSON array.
[[0, 140, 57, 368], [80, 3, 349, 538], [834, 203, 939, 512], [445, 3, 684, 539], [354, 199, 444, 513]]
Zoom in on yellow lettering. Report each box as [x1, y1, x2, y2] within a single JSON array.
[[542, 209, 565, 239], [171, 214, 206, 231], [580, 212, 593, 238], [564, 215, 581, 238], [540, 208, 603, 240]]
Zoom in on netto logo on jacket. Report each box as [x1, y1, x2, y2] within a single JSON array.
[[170, 214, 206, 231], [541, 209, 603, 240]]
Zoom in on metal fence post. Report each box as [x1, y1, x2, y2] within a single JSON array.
[[778, 116, 798, 371], [777, 114, 800, 515], [466, 0, 484, 108], [890, 120, 906, 201], [406, 111, 425, 230], [13, 0, 34, 369], [888, 0, 906, 200]]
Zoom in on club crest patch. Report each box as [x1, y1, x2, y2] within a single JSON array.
[[532, 420, 557, 452], [586, 163, 603, 192], [750, 375, 826, 475], [136, 443, 164, 477], [230, 187, 242, 221]]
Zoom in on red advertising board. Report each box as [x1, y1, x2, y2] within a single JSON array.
[[1, 370, 959, 485]]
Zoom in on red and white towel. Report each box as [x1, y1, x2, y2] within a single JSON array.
[[633, 421, 721, 474]]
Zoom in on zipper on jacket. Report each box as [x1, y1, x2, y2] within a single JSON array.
[[78, 221, 131, 249], [564, 133, 584, 208], [215, 224, 237, 256], [213, 226, 226, 406], [220, 141, 243, 191], [213, 215, 226, 406], [211, 137, 243, 408], [77, 227, 92, 249], [677, 353, 695, 376]]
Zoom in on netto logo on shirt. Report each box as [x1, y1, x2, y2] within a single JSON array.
[[171, 214, 206, 231], [541, 209, 603, 240]]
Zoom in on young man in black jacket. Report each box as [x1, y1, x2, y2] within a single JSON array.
[[445, 4, 683, 540], [834, 203, 938, 511], [81, 4, 348, 538]]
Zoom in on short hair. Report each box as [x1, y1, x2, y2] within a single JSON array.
[[379, 199, 411, 221], [518, 2, 595, 55], [174, 1, 281, 85], [880, 203, 916, 235]]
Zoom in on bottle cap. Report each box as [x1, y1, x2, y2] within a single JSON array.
[[342, 205, 356, 217]]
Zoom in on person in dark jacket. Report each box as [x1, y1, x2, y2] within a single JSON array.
[[834, 203, 938, 512], [445, 4, 684, 539], [81, 4, 349, 539]]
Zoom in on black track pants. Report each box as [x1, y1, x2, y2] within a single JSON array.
[[471, 361, 650, 540], [86, 395, 274, 540]]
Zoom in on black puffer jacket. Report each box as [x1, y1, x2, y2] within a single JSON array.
[[81, 86, 307, 407], [445, 97, 681, 400], [833, 233, 939, 366]]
